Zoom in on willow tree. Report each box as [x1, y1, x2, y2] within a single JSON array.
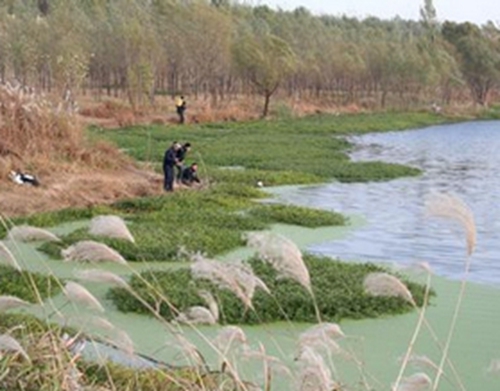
[[232, 26, 296, 117]]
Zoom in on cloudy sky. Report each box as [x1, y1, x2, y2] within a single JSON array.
[[252, 0, 498, 25]]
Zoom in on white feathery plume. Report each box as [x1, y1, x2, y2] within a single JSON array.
[[404, 355, 439, 373], [364, 272, 414, 304], [63, 281, 105, 313], [197, 290, 219, 321], [0, 241, 21, 270], [174, 306, 217, 325], [112, 329, 134, 356], [169, 333, 206, 367], [89, 215, 135, 243], [298, 323, 345, 356], [487, 359, 500, 375], [245, 232, 311, 293], [87, 316, 116, 332], [394, 372, 432, 391], [425, 192, 476, 256], [74, 269, 129, 288], [0, 295, 29, 312], [0, 334, 30, 362], [212, 325, 247, 353], [62, 240, 127, 264], [7, 225, 60, 242], [296, 346, 337, 391], [190, 257, 254, 309]]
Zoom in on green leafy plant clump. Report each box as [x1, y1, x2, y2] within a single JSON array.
[[107, 254, 431, 324], [249, 203, 347, 227], [38, 189, 347, 262], [0, 265, 61, 303]]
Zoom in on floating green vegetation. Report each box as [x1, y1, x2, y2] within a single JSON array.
[[249, 204, 347, 227], [107, 255, 431, 324], [90, 111, 436, 185], [0, 265, 61, 302], [37, 189, 347, 262]]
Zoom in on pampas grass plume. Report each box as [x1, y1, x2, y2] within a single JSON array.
[[364, 272, 414, 304], [89, 215, 135, 243], [245, 232, 311, 293], [0, 295, 29, 311], [62, 240, 127, 264], [395, 372, 432, 391], [7, 225, 60, 242], [0, 241, 21, 270], [63, 281, 105, 313], [0, 333, 30, 362], [425, 192, 476, 256], [74, 269, 129, 288]]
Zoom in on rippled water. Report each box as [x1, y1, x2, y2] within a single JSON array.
[[272, 120, 500, 286]]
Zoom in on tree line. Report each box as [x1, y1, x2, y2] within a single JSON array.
[[1, 0, 499, 116]]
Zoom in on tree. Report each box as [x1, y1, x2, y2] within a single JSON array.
[[442, 22, 500, 105], [232, 28, 296, 117]]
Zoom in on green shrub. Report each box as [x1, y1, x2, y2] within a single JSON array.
[[248, 203, 347, 227], [0, 265, 61, 302], [107, 254, 432, 324]]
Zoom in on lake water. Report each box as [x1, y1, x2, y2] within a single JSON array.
[[270, 120, 500, 287]]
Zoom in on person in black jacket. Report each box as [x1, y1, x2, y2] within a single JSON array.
[[163, 142, 181, 192], [175, 142, 191, 181], [180, 162, 201, 186]]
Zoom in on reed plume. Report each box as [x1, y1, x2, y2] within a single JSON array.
[[89, 215, 135, 243], [363, 272, 414, 304], [426, 192, 476, 390], [63, 281, 105, 313], [0, 295, 29, 311], [0, 333, 30, 362], [296, 346, 337, 391], [74, 268, 129, 288], [394, 372, 432, 391], [245, 232, 311, 293], [0, 241, 21, 270], [62, 240, 127, 264], [7, 225, 60, 242], [425, 192, 476, 256], [190, 256, 268, 309]]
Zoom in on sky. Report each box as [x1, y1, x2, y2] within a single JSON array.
[[252, 0, 498, 25]]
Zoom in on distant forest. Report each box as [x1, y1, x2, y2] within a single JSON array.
[[1, 0, 499, 115]]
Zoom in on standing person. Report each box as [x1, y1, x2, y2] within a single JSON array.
[[180, 162, 201, 186], [175, 142, 191, 181], [175, 95, 186, 124], [163, 142, 180, 192]]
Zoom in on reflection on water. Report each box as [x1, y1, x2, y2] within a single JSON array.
[[271, 120, 500, 286]]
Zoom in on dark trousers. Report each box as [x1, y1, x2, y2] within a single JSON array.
[[164, 165, 175, 191], [177, 107, 185, 124]]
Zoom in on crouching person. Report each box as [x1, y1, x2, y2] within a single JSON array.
[[180, 162, 201, 187]]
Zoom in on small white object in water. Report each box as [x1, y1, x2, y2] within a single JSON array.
[[256, 181, 263, 188]]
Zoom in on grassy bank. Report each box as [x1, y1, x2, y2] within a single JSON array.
[[89, 111, 452, 185]]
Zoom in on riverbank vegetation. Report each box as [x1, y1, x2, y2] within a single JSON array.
[[108, 255, 430, 324]]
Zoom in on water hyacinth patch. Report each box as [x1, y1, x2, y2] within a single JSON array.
[[107, 255, 430, 324]]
